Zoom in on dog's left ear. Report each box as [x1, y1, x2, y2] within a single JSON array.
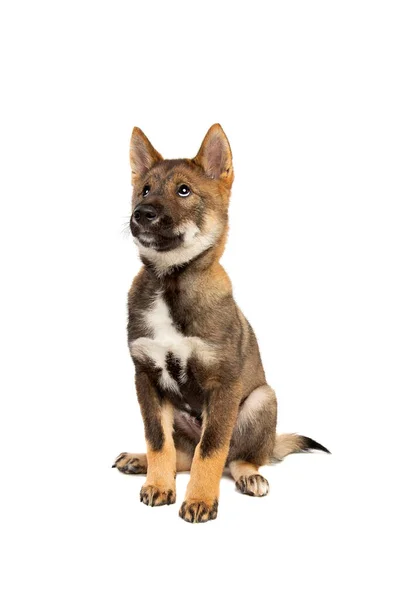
[[130, 127, 163, 184], [194, 124, 233, 181]]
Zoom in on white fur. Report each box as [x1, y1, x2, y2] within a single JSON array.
[[135, 218, 222, 277], [138, 233, 156, 244], [130, 294, 215, 394], [254, 477, 269, 496]]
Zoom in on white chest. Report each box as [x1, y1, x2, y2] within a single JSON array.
[[129, 295, 215, 394]]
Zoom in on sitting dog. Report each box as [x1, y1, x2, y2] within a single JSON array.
[[113, 124, 329, 523]]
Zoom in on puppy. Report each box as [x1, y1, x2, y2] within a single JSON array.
[[113, 124, 329, 523]]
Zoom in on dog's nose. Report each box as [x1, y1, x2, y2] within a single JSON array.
[[133, 204, 159, 223]]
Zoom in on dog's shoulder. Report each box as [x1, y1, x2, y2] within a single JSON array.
[[128, 267, 159, 308]]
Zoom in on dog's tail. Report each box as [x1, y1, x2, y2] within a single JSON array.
[[273, 433, 330, 461]]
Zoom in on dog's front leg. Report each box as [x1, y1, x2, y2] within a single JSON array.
[[135, 369, 176, 507], [179, 381, 241, 523]]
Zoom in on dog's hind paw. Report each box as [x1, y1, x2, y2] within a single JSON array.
[[235, 474, 269, 497], [112, 452, 147, 474]]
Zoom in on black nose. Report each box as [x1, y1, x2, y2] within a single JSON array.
[[133, 204, 158, 223]]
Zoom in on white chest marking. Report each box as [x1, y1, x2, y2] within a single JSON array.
[[130, 295, 215, 394]]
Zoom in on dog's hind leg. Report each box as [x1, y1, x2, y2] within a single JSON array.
[[226, 384, 277, 496], [229, 384, 277, 463], [112, 449, 192, 474], [176, 449, 193, 472]]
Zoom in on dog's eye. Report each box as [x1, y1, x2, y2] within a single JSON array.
[[177, 184, 191, 197], [142, 185, 150, 197]]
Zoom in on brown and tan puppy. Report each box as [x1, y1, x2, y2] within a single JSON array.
[[113, 124, 329, 523]]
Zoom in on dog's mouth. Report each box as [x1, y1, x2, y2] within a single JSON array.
[[130, 217, 184, 252], [135, 231, 183, 252]]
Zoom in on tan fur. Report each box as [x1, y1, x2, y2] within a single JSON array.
[[179, 446, 228, 523], [185, 446, 229, 502], [113, 449, 192, 474], [273, 433, 308, 461], [229, 460, 260, 480], [140, 402, 177, 506], [145, 402, 175, 482], [176, 449, 192, 472]]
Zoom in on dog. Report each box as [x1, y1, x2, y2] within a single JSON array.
[[113, 124, 330, 523]]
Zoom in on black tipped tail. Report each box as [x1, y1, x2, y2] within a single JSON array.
[[300, 436, 331, 454], [273, 433, 331, 461]]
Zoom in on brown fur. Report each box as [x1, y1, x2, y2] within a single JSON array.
[[114, 124, 330, 523]]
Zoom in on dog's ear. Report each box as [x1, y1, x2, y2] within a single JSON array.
[[130, 127, 163, 183], [194, 124, 233, 181]]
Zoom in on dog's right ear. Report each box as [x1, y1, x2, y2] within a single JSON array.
[[129, 127, 163, 184]]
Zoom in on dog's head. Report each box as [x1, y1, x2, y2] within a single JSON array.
[[129, 124, 233, 274]]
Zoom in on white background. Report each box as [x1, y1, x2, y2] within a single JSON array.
[[1, 1, 399, 598]]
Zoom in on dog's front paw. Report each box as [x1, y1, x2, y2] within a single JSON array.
[[179, 499, 218, 523], [235, 474, 269, 497], [140, 484, 176, 507]]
